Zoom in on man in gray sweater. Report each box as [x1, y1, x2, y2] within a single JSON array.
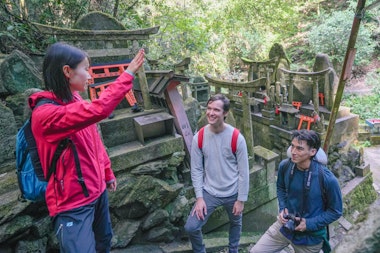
[[184, 94, 250, 253]]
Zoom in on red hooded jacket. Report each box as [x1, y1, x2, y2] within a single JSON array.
[[29, 72, 134, 217]]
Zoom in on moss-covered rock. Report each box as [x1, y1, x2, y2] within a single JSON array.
[[343, 174, 378, 222], [73, 11, 126, 30]]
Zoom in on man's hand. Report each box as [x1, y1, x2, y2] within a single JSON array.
[[278, 208, 289, 224], [191, 197, 207, 220], [295, 218, 307, 232], [232, 200, 244, 215]]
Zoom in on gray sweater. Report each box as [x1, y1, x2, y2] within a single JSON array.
[[191, 124, 249, 201]]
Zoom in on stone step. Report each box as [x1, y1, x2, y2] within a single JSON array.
[[160, 234, 261, 253], [111, 234, 297, 253], [370, 135, 380, 145], [98, 107, 167, 148], [99, 106, 186, 172], [108, 134, 184, 173]]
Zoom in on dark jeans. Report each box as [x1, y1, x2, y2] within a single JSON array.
[[184, 190, 242, 253], [53, 190, 113, 253]]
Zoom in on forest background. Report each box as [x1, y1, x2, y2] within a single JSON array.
[[1, 0, 379, 128]]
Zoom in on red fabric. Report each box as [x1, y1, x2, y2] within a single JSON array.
[[198, 126, 239, 154], [197, 127, 205, 150], [29, 72, 134, 216], [231, 128, 239, 154]]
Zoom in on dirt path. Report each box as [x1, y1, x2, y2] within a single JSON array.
[[332, 145, 380, 253], [364, 146, 380, 191]]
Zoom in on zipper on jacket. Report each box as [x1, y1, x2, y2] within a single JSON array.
[[92, 127, 102, 191], [58, 147, 69, 194], [56, 223, 63, 243], [60, 180, 64, 192], [55, 223, 63, 236]]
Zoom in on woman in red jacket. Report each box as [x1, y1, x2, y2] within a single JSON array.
[[29, 42, 144, 252]]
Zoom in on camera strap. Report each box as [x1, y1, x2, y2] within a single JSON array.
[[286, 159, 329, 239], [289, 163, 313, 215]]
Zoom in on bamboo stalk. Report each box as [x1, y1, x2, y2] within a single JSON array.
[[323, 0, 367, 152]]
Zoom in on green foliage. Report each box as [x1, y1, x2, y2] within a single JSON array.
[[1, 0, 379, 77], [227, 0, 301, 38], [0, 19, 51, 54], [308, 9, 376, 67], [138, 0, 304, 75], [226, 28, 275, 70], [342, 90, 380, 121], [352, 140, 372, 149], [343, 174, 377, 219], [27, 0, 89, 27], [139, 1, 231, 75], [362, 141, 372, 147], [365, 70, 380, 88]]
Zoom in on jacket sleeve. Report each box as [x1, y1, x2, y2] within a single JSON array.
[[104, 166, 115, 183], [34, 72, 134, 143], [277, 159, 291, 212]]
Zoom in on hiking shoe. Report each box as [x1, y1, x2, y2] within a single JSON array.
[[131, 104, 143, 113]]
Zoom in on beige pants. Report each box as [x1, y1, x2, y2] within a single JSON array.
[[250, 220, 323, 253]]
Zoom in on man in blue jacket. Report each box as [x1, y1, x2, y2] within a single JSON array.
[[250, 129, 342, 253]]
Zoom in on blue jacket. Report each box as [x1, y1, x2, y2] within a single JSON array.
[[277, 159, 343, 245]]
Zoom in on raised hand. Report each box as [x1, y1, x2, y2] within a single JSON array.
[[126, 49, 145, 74]]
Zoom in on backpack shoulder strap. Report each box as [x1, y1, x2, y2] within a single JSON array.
[[317, 163, 330, 240], [48, 139, 89, 197], [283, 158, 293, 193], [231, 128, 240, 154], [24, 98, 59, 181], [318, 164, 327, 210], [198, 127, 205, 150], [34, 98, 59, 110]]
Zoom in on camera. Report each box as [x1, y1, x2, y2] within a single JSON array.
[[283, 213, 300, 233]]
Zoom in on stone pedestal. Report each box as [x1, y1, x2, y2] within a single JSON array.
[[355, 163, 370, 177], [134, 112, 175, 144], [278, 104, 299, 130], [370, 135, 380, 145], [253, 145, 279, 184], [262, 109, 275, 119], [189, 81, 209, 104]]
